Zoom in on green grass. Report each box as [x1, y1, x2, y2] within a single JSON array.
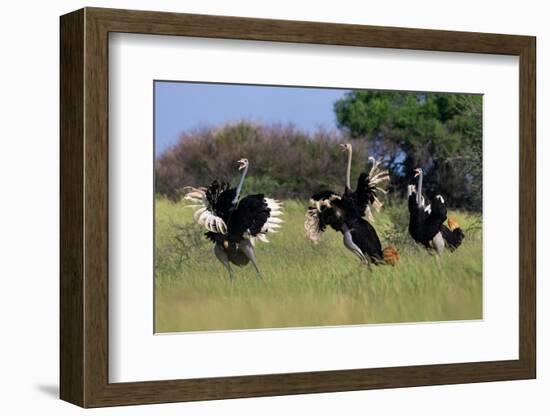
[[155, 197, 482, 333]]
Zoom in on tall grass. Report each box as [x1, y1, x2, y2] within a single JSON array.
[[155, 197, 482, 333]]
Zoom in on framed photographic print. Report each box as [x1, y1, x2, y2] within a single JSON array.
[[60, 7, 536, 408]]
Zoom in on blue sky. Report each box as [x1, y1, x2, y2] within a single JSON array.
[[154, 81, 350, 155]]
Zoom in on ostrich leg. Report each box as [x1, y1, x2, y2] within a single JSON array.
[[214, 243, 235, 280], [430, 232, 445, 255], [239, 240, 263, 280], [342, 224, 369, 266]]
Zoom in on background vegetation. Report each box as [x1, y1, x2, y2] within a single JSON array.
[[156, 91, 482, 211], [335, 91, 482, 210]]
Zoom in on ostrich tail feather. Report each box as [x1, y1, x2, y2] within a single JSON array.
[[382, 246, 399, 266], [304, 209, 322, 243], [448, 217, 460, 231]]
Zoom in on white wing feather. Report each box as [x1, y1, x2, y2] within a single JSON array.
[[183, 187, 228, 234], [304, 194, 340, 243], [365, 157, 390, 218], [249, 198, 284, 245]]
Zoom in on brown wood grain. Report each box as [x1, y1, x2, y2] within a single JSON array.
[[518, 38, 536, 376], [59, 7, 537, 408], [59, 8, 85, 406]]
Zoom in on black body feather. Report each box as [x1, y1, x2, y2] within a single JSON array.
[[229, 194, 270, 238], [205, 180, 235, 223], [348, 172, 377, 214], [408, 190, 464, 250], [440, 224, 465, 250], [348, 216, 384, 263], [203, 181, 272, 266]]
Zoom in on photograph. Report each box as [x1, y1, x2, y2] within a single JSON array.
[[153, 81, 483, 333]]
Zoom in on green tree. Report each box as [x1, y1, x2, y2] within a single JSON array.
[[334, 91, 482, 211]]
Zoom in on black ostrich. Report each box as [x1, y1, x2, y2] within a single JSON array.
[[407, 168, 464, 253], [184, 158, 283, 280], [304, 143, 399, 266]]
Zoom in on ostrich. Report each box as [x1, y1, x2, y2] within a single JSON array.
[[184, 158, 283, 280], [304, 143, 399, 266], [407, 168, 464, 254]]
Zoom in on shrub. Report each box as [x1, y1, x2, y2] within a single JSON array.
[[155, 122, 371, 200]]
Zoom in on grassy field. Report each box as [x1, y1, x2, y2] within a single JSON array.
[[155, 196, 483, 333]]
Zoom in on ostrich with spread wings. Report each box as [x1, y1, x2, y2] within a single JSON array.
[[184, 158, 283, 280], [304, 143, 399, 267]]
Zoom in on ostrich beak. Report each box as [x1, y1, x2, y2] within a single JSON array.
[[237, 159, 248, 171]]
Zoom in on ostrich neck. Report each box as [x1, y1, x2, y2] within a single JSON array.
[[416, 172, 423, 207], [233, 165, 248, 204], [346, 148, 352, 189]]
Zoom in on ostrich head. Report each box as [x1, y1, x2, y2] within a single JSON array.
[[413, 167, 423, 178], [237, 158, 249, 171], [233, 158, 250, 204], [339, 143, 352, 153]]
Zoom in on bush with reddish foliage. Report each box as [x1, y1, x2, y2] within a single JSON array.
[[155, 122, 372, 201]]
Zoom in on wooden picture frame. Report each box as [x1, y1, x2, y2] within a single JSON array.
[[60, 7, 536, 408]]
